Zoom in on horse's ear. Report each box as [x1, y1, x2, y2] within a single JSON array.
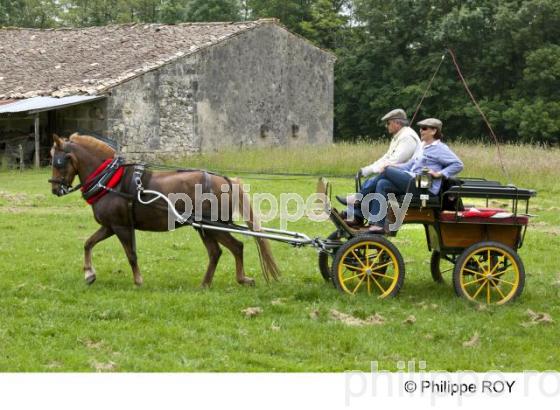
[[53, 134, 63, 148]]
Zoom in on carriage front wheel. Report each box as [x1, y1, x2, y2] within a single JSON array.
[[452, 241, 525, 305], [332, 235, 405, 298]]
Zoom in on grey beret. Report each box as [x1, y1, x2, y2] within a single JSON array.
[[381, 108, 407, 122], [417, 118, 443, 132]]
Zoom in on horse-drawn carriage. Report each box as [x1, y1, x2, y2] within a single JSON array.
[[49, 134, 536, 305], [317, 175, 536, 305]]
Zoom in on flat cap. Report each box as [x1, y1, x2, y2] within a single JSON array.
[[417, 118, 443, 132], [381, 108, 407, 122]]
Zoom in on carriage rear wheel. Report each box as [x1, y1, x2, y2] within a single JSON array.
[[452, 241, 525, 305], [332, 235, 405, 298], [430, 251, 454, 283], [318, 231, 343, 285]]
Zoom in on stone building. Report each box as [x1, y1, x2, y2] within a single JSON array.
[[0, 19, 335, 165]]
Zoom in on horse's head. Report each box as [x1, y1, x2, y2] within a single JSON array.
[[49, 134, 79, 196]]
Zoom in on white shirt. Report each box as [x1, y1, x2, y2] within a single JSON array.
[[361, 126, 421, 177]]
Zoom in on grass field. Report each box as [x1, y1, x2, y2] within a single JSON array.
[[0, 142, 559, 372]]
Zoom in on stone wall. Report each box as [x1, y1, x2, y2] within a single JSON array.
[[105, 22, 334, 160], [194, 23, 335, 151], [55, 99, 108, 138], [106, 63, 198, 161]]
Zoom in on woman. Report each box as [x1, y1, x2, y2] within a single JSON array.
[[347, 118, 464, 233]]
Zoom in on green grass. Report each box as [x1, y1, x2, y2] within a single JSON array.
[[0, 143, 559, 372]]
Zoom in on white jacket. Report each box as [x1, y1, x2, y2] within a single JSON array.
[[361, 126, 421, 177]]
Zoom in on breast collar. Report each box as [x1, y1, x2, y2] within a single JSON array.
[[81, 157, 125, 205]]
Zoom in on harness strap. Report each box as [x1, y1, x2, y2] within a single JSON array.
[[127, 164, 146, 227], [81, 157, 125, 204]]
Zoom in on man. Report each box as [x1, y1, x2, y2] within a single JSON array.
[[337, 108, 421, 208]]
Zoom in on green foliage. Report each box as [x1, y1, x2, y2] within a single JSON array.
[[184, 0, 241, 22], [247, 0, 350, 49], [247, 0, 313, 32], [0, 0, 59, 27], [159, 0, 187, 24], [521, 45, 560, 99], [299, 0, 349, 49], [334, 0, 560, 143], [33, 0, 243, 26]]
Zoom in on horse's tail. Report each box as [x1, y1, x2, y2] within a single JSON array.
[[231, 177, 280, 282]]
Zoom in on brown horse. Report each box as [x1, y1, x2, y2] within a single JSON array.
[[49, 133, 279, 287]]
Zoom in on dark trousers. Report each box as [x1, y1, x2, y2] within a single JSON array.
[[350, 167, 418, 226]]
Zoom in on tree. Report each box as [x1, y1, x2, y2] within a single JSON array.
[[334, 0, 560, 143], [247, 0, 313, 33], [184, 0, 241, 22], [247, 0, 350, 50], [300, 0, 350, 49], [0, 0, 60, 27], [160, 0, 188, 24]]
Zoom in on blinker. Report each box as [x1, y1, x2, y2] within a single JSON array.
[[53, 153, 68, 169]]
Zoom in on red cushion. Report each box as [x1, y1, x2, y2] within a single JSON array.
[[439, 208, 529, 225]]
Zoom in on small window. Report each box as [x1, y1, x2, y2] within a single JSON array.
[[292, 124, 299, 138], [260, 124, 269, 139]]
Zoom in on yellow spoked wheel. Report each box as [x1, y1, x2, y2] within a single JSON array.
[[453, 241, 525, 305], [332, 235, 405, 298]]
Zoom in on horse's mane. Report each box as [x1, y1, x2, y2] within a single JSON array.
[[69, 133, 116, 157]]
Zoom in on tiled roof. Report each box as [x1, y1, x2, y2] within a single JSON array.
[[0, 20, 272, 99]]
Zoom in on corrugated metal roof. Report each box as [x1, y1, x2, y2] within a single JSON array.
[[0, 95, 105, 114]]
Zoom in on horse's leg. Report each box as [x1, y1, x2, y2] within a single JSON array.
[[112, 225, 143, 286], [197, 230, 222, 288], [84, 226, 114, 285], [214, 232, 254, 286]]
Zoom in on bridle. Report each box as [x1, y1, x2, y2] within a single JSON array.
[[48, 151, 82, 196]]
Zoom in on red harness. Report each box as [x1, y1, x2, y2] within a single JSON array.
[[81, 158, 125, 205]]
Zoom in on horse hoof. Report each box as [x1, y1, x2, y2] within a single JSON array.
[[134, 278, 144, 287], [85, 275, 96, 285], [239, 277, 255, 287]]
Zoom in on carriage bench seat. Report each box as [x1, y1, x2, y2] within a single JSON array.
[[439, 208, 530, 225], [393, 194, 441, 208]]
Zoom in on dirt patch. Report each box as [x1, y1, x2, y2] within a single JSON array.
[[91, 360, 117, 372], [309, 309, 320, 320], [0, 190, 29, 205], [531, 221, 560, 236], [83, 339, 105, 350], [241, 307, 263, 318], [463, 332, 480, 348], [521, 309, 553, 327], [329, 309, 385, 326], [403, 315, 416, 325]]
